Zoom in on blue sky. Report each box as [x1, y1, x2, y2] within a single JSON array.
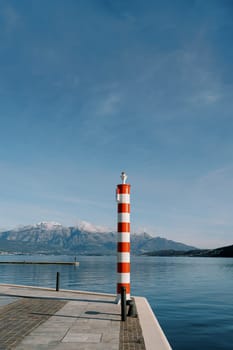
[[0, 0, 233, 248]]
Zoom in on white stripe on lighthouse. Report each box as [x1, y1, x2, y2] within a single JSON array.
[[117, 252, 130, 263], [117, 273, 130, 284], [118, 194, 130, 204], [118, 213, 130, 223], [117, 232, 130, 243]]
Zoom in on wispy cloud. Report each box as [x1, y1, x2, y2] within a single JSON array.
[[0, 202, 69, 229], [96, 93, 121, 116], [42, 193, 111, 210], [189, 89, 222, 105], [77, 88, 123, 145], [2, 5, 21, 33], [197, 166, 232, 183], [75, 220, 111, 233]]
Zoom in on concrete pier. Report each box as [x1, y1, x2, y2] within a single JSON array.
[[0, 284, 172, 350], [0, 261, 79, 266]]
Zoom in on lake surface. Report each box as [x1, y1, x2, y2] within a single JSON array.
[[0, 255, 232, 350]]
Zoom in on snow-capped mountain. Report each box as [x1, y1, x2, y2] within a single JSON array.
[[0, 221, 197, 255]]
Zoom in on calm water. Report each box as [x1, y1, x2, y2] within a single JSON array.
[[0, 255, 232, 350]]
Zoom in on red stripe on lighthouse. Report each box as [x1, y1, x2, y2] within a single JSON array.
[[117, 262, 130, 273], [118, 222, 130, 232], [117, 242, 130, 252], [117, 283, 130, 294], [117, 184, 130, 194], [118, 203, 130, 213]]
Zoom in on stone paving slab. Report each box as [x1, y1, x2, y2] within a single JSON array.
[[0, 298, 67, 350], [0, 296, 19, 307]]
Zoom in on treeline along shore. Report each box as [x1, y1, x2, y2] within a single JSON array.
[[144, 244, 233, 258]]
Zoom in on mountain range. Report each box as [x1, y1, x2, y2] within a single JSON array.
[[0, 222, 196, 255]]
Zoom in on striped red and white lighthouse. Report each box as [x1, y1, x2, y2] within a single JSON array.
[[116, 172, 131, 302]]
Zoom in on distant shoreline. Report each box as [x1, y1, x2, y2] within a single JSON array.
[[143, 245, 233, 258]]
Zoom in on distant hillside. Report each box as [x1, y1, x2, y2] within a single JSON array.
[[196, 244, 233, 258], [0, 222, 196, 255], [144, 244, 233, 258]]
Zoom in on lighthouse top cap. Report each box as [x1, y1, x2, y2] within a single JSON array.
[[121, 171, 127, 184]]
